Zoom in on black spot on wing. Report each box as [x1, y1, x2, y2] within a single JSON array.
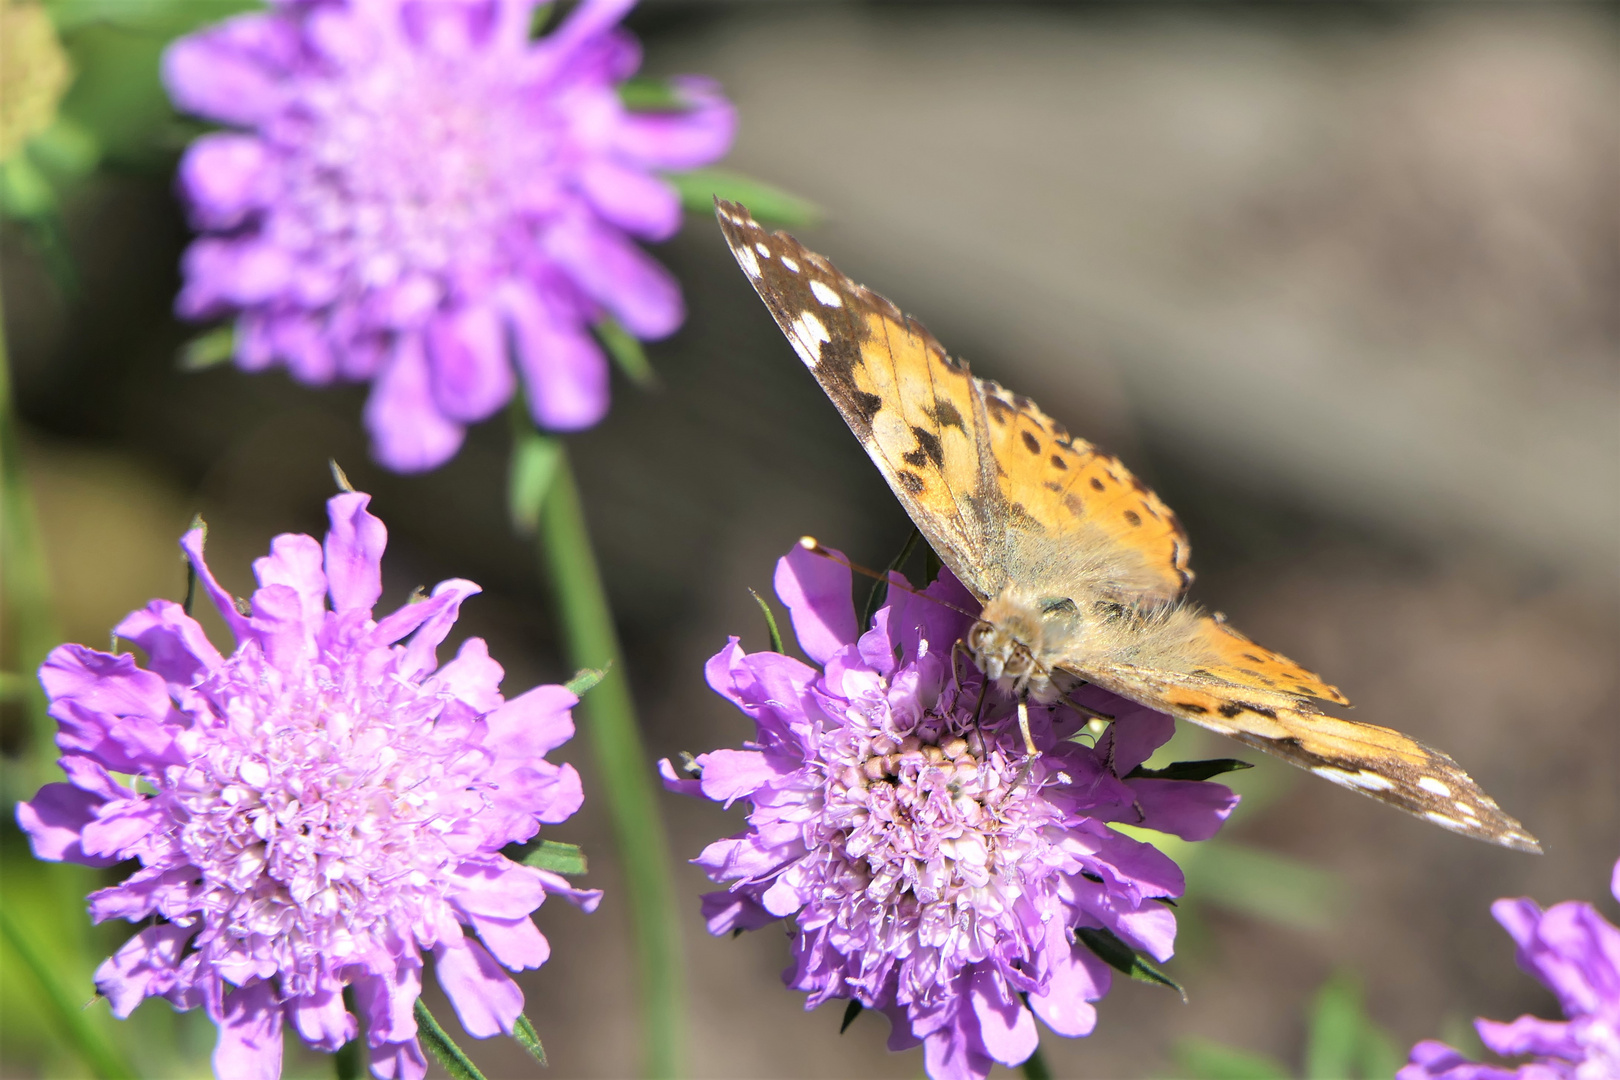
[[911, 426, 944, 468], [1050, 454, 1068, 470], [1021, 430, 1041, 454], [897, 471, 926, 494], [850, 390, 882, 426], [1122, 509, 1142, 527], [925, 398, 966, 432]]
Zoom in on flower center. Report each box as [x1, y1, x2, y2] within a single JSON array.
[[820, 710, 1061, 919], [282, 49, 561, 289], [167, 645, 483, 990]]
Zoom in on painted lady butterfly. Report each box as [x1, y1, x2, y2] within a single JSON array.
[[717, 199, 1539, 853]]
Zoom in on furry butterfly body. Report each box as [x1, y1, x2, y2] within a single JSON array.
[[717, 199, 1538, 853]]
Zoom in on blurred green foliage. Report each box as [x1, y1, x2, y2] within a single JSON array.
[[1172, 972, 1402, 1080]]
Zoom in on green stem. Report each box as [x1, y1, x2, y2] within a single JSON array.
[[0, 283, 61, 790], [0, 906, 137, 1080], [533, 445, 684, 1078]]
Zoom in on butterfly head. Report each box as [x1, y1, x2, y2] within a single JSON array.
[[968, 589, 1085, 703]]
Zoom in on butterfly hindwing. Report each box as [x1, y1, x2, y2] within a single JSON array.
[[1084, 660, 1539, 852]]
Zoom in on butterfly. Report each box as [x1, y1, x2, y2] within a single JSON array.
[[716, 198, 1539, 854]]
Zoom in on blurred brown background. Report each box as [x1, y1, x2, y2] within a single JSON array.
[[4, 2, 1617, 1077]]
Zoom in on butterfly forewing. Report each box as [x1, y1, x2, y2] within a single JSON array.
[[716, 199, 1190, 606], [717, 200, 1005, 599]]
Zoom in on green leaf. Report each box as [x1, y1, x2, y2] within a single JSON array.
[[1179, 838, 1341, 933], [178, 324, 236, 371], [666, 167, 820, 227], [1126, 758, 1253, 783], [413, 999, 488, 1080], [0, 156, 56, 218], [839, 999, 862, 1034], [507, 427, 562, 537], [1357, 1024, 1403, 1080], [512, 1013, 546, 1066], [1305, 972, 1363, 1080], [619, 76, 689, 113], [522, 839, 588, 877], [1173, 1037, 1292, 1080], [564, 665, 608, 697], [1074, 926, 1185, 1001], [862, 528, 922, 628], [748, 588, 786, 654], [593, 315, 657, 388]]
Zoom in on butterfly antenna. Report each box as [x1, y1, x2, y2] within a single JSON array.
[[798, 536, 978, 620]]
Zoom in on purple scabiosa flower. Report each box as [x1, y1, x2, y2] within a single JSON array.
[[164, 0, 734, 472], [15, 491, 599, 1080], [1399, 859, 1620, 1080], [661, 544, 1241, 1080]]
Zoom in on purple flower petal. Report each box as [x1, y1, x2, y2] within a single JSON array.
[[1123, 778, 1240, 841], [365, 335, 467, 473], [698, 749, 792, 807], [433, 937, 524, 1039], [1026, 940, 1104, 1038], [178, 133, 273, 229], [211, 981, 283, 1080], [162, 14, 291, 126], [773, 543, 857, 665], [468, 913, 550, 971], [450, 859, 548, 919], [177, 237, 297, 317], [611, 76, 737, 170], [700, 890, 776, 935], [289, 987, 356, 1053], [94, 923, 195, 1018], [354, 964, 420, 1048], [427, 303, 516, 423], [254, 531, 327, 627], [180, 525, 253, 642], [370, 1039, 429, 1080], [113, 600, 222, 689], [16, 783, 117, 866], [544, 213, 683, 340], [500, 279, 611, 431], [969, 967, 1039, 1066], [433, 637, 505, 712], [658, 757, 703, 797], [323, 491, 387, 615], [578, 159, 681, 241]]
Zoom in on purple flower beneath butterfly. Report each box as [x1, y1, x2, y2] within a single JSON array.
[[1399, 859, 1620, 1080], [15, 491, 599, 1080], [164, 0, 734, 472], [661, 544, 1241, 1080]]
